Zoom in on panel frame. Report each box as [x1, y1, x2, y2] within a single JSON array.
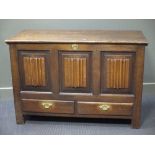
[[101, 51, 136, 94], [59, 51, 92, 93], [18, 50, 52, 91]]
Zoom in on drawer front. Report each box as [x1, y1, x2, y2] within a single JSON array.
[[22, 99, 74, 114], [77, 101, 133, 116]]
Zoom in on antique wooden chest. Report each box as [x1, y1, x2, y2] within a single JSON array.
[[6, 30, 148, 128]]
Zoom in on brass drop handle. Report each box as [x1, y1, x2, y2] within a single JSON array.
[[98, 104, 111, 111], [71, 44, 78, 50], [41, 102, 53, 109]]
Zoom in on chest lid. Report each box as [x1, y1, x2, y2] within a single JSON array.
[[5, 29, 148, 45]]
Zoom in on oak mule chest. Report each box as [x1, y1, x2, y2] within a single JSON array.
[[6, 30, 148, 128]]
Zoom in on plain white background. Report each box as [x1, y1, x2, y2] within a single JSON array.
[[0, 0, 154, 154]]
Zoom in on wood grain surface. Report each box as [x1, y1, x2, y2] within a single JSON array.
[[5, 30, 148, 44]]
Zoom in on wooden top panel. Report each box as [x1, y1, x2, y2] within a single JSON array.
[[5, 29, 148, 45]]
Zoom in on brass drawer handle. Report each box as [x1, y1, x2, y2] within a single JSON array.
[[71, 44, 78, 50], [41, 102, 53, 109], [98, 104, 111, 111]]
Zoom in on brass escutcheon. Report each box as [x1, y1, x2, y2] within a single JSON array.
[[41, 102, 53, 109], [98, 104, 111, 111], [71, 44, 78, 50]]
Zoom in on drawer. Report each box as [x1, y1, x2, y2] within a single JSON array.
[[77, 101, 133, 116], [22, 99, 74, 114]]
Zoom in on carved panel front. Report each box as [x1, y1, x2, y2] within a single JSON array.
[[101, 52, 135, 94], [23, 56, 46, 87], [59, 51, 92, 93], [18, 51, 51, 91]]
